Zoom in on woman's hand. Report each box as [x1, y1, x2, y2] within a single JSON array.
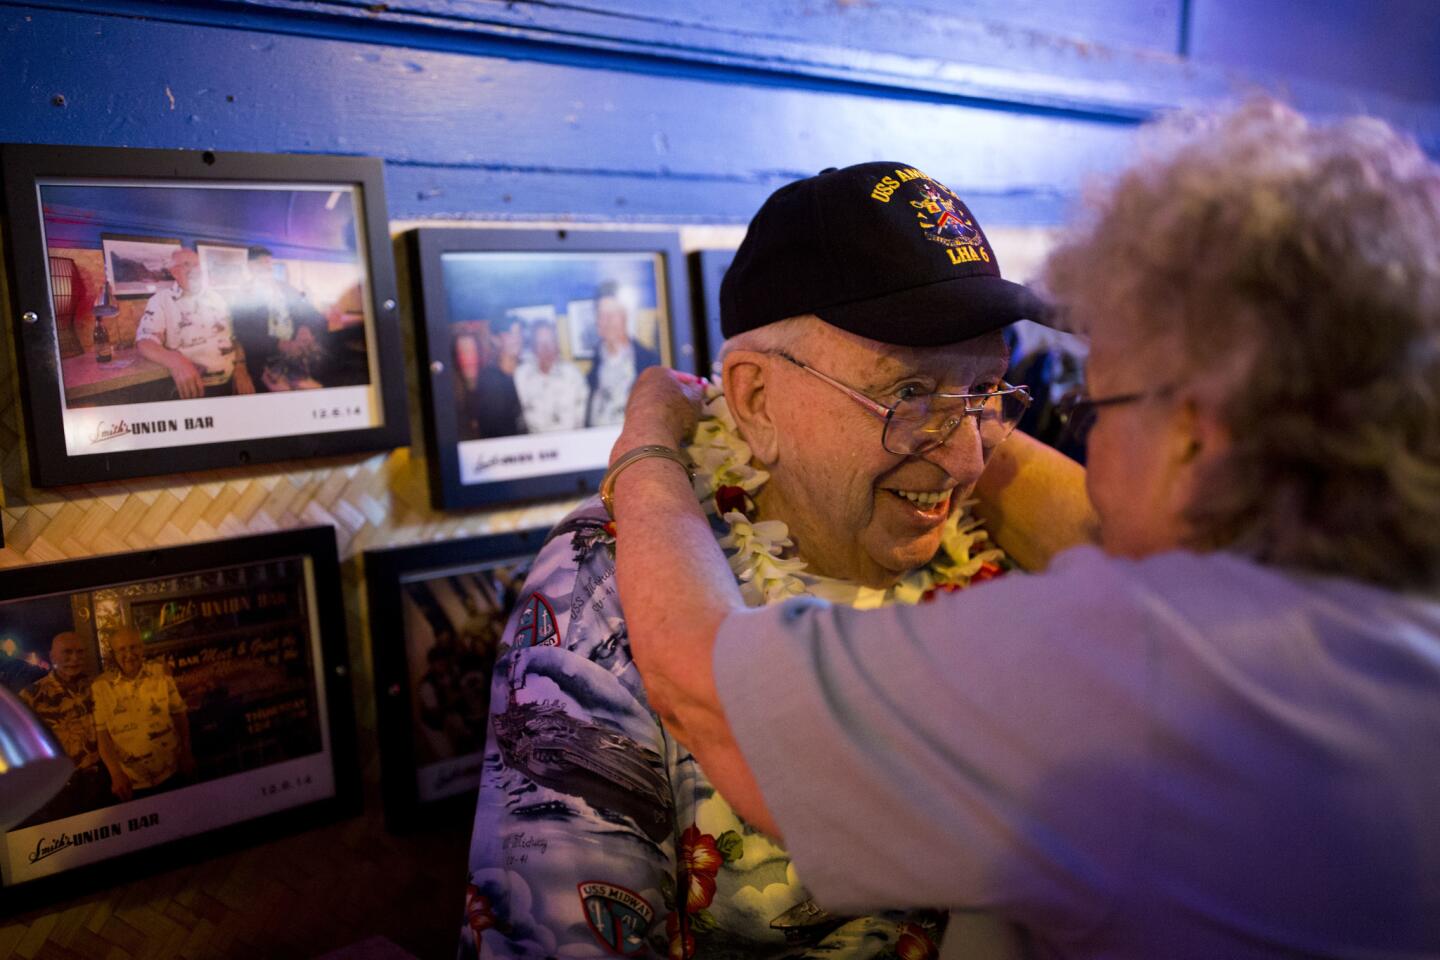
[[612, 367, 707, 461]]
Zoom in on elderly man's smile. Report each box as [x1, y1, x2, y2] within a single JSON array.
[[881, 486, 953, 520]]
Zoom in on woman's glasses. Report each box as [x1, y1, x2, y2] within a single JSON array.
[[1054, 386, 1172, 444]]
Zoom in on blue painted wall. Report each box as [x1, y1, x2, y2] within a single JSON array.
[[0, 3, 1437, 956], [2, 1, 1437, 229], [1190, 0, 1440, 106]]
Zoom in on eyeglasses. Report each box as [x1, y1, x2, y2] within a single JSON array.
[[775, 352, 1032, 457], [1054, 385, 1171, 444]]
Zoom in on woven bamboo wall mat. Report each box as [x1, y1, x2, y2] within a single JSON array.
[[0, 223, 1051, 959]]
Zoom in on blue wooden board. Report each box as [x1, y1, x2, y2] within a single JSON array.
[[0, 5, 1138, 223], [1, 0, 1437, 232], [127, 0, 1440, 136], [1190, 0, 1440, 106], [327, 0, 1190, 58]]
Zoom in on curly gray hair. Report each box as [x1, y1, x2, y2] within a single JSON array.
[[1044, 97, 1440, 590]]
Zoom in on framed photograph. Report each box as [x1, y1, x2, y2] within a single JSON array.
[[196, 242, 249, 293], [688, 248, 735, 375], [565, 297, 598, 358], [100, 233, 181, 299], [0, 143, 410, 487], [364, 529, 543, 830], [409, 228, 697, 510], [0, 527, 357, 909]]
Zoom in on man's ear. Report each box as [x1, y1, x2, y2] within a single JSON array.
[[721, 351, 780, 465]]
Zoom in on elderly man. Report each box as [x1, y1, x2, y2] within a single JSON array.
[[92, 627, 194, 802], [514, 319, 589, 432], [609, 101, 1440, 958], [18, 632, 110, 821], [458, 162, 1074, 960], [136, 247, 255, 399], [585, 280, 661, 427]]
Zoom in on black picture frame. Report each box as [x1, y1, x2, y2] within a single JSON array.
[[408, 228, 697, 510], [0, 526, 358, 913], [0, 143, 410, 487], [688, 248, 735, 376], [363, 529, 543, 831]]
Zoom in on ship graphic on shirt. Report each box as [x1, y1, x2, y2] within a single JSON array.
[[492, 697, 673, 842]]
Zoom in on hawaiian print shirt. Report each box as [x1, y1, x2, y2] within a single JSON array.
[[459, 498, 947, 960], [20, 671, 100, 770], [514, 358, 589, 433], [587, 344, 637, 427], [91, 662, 186, 790], [136, 285, 239, 386]]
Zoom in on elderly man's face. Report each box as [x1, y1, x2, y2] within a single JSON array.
[[533, 325, 560, 372], [596, 296, 629, 349], [109, 629, 145, 679], [169, 250, 200, 292], [50, 633, 87, 683], [756, 325, 1008, 587]]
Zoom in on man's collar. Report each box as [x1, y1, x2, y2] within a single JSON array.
[[52, 670, 89, 692]]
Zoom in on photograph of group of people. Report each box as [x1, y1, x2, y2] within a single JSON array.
[[399, 557, 532, 804], [107, 238, 369, 401], [12, 624, 191, 821], [441, 252, 669, 442], [33, 179, 384, 458], [43, 181, 374, 406], [0, 558, 331, 884]]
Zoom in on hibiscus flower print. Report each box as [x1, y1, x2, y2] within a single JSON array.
[[678, 825, 722, 911]]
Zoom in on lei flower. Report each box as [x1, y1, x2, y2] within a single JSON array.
[[681, 383, 1005, 608], [895, 921, 940, 960]]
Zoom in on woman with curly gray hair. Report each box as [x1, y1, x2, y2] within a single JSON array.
[[604, 97, 1440, 959], [1044, 97, 1440, 589]]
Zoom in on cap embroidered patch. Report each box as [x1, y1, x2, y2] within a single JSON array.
[[912, 182, 991, 265], [870, 166, 992, 265]]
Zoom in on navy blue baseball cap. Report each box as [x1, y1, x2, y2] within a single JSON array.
[[720, 161, 1048, 346]]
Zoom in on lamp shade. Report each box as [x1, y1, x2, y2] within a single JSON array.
[[48, 255, 77, 323], [0, 684, 73, 832]]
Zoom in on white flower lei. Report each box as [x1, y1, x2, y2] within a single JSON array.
[[683, 383, 1006, 609]]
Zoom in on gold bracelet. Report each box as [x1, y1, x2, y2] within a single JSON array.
[[600, 444, 691, 518]]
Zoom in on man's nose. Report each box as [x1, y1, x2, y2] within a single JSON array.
[[921, 416, 987, 484]]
